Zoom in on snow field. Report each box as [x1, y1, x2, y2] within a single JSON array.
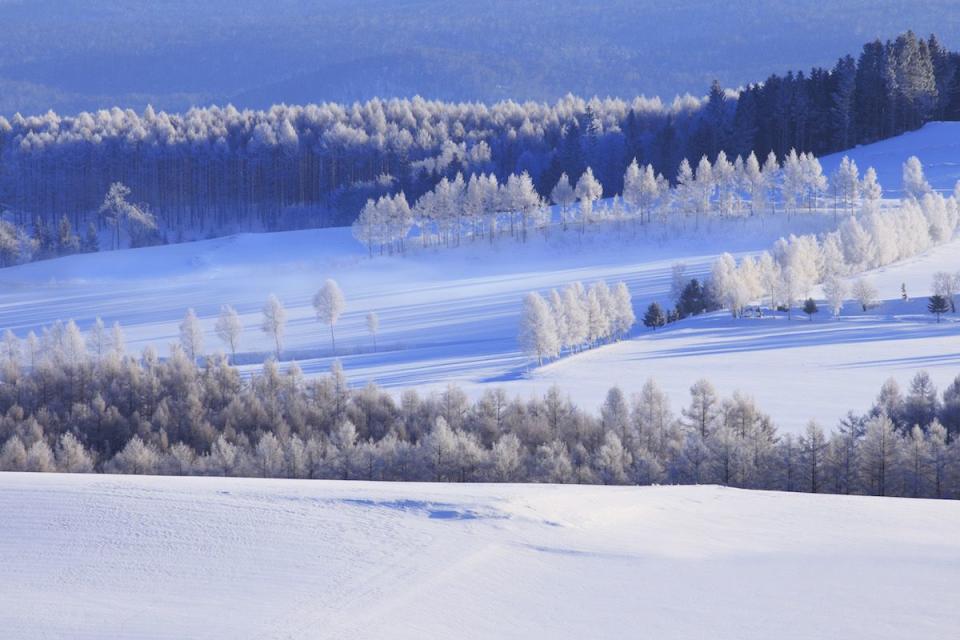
[[2, 124, 960, 433], [1, 473, 958, 639]]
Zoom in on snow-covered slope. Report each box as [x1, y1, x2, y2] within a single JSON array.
[[0, 473, 957, 639], [517, 240, 960, 431], [0, 216, 841, 429], [3, 127, 960, 433], [820, 121, 960, 197]]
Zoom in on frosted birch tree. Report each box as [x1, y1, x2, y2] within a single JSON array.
[[313, 279, 346, 353]]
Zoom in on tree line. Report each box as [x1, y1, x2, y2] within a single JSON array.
[[1, 325, 959, 499], [0, 31, 955, 256]]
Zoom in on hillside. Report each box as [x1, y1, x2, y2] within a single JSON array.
[[820, 122, 960, 198], [0, 473, 957, 639], [3, 125, 960, 433]]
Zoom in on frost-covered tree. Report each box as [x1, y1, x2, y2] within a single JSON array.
[[832, 156, 860, 211], [26, 440, 55, 472], [851, 278, 879, 312], [639, 164, 665, 224], [210, 435, 239, 476], [261, 294, 287, 355], [108, 322, 126, 360], [859, 413, 900, 496], [109, 436, 160, 475], [693, 155, 714, 218], [761, 152, 780, 214], [98, 182, 157, 250], [86, 317, 107, 360], [781, 149, 804, 213], [861, 166, 883, 214], [711, 253, 747, 317], [0, 436, 27, 471], [574, 167, 603, 231], [255, 432, 285, 478], [550, 172, 576, 230], [56, 432, 94, 473], [799, 421, 827, 493], [903, 156, 932, 201], [622, 159, 643, 219], [491, 433, 523, 482], [822, 277, 847, 318], [586, 282, 612, 344], [353, 197, 384, 256], [904, 371, 940, 428], [313, 279, 346, 353], [519, 292, 559, 366], [611, 282, 635, 338], [215, 304, 243, 359], [562, 284, 588, 351], [366, 311, 380, 352], [683, 379, 720, 439], [179, 308, 203, 362], [802, 153, 828, 210]]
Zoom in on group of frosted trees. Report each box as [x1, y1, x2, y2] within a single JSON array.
[[709, 160, 960, 318], [350, 148, 882, 254], [519, 281, 635, 365], [0, 95, 711, 242], [2, 326, 960, 498], [176, 279, 352, 363]]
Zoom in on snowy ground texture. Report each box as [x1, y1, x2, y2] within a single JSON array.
[[1, 473, 958, 640], [2, 123, 960, 433]]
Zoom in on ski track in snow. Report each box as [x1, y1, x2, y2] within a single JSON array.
[[2, 124, 960, 433], [0, 473, 958, 639]]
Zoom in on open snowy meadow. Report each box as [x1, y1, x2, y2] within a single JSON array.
[[1, 472, 958, 639], [2, 124, 960, 433]]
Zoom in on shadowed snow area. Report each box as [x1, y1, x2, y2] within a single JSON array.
[[0, 473, 957, 639]]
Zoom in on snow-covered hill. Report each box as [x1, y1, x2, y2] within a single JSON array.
[[820, 121, 960, 198], [0, 473, 957, 639], [0, 215, 843, 430], [518, 239, 960, 431], [3, 126, 960, 433]]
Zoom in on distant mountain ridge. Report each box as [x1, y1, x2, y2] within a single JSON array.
[[1, 0, 960, 114]]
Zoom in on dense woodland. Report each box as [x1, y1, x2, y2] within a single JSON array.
[[0, 326, 958, 499], [0, 31, 956, 255]]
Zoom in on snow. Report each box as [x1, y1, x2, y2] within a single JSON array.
[[820, 121, 960, 198], [3, 126, 960, 434], [0, 215, 837, 429], [520, 240, 960, 432], [0, 472, 957, 639]]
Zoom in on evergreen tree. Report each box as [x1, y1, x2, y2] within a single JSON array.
[[642, 302, 666, 330], [928, 294, 949, 322]]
